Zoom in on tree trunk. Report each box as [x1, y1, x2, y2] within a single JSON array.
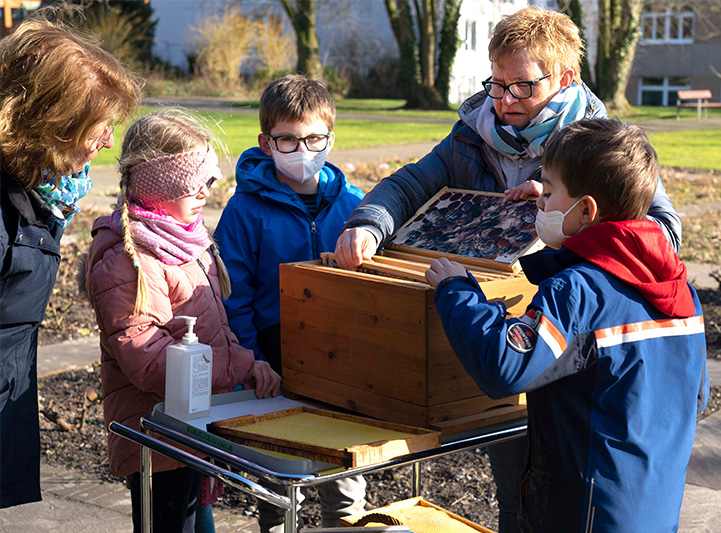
[[595, 0, 644, 111], [417, 0, 435, 86], [435, 0, 462, 107], [384, 0, 423, 106], [560, 0, 593, 85], [280, 0, 322, 78], [384, 0, 460, 109]]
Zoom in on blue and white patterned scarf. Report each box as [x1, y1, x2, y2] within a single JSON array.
[[477, 83, 587, 159], [35, 163, 92, 227]]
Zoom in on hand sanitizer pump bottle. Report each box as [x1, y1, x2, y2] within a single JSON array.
[[164, 315, 213, 420]]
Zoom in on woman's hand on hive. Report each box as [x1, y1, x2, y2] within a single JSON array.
[[334, 228, 378, 270]]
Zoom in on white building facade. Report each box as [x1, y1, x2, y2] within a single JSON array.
[[151, 0, 555, 104]]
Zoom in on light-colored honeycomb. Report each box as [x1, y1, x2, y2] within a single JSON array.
[[239, 412, 415, 448]]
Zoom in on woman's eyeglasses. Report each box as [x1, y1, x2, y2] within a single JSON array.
[[482, 73, 551, 100], [89, 121, 115, 152]]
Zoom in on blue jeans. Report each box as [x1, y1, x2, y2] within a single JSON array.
[[195, 504, 215, 533]]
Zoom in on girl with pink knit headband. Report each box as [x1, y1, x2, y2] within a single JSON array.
[[83, 110, 281, 533]]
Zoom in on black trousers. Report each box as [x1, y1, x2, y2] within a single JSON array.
[[129, 467, 202, 533]]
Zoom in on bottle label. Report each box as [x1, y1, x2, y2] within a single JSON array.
[[189, 352, 211, 413]]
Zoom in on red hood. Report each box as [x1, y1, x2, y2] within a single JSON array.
[[562, 220, 694, 317]]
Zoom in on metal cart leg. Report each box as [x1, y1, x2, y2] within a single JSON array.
[[111, 421, 291, 533], [284, 484, 300, 533], [141, 428, 153, 533], [412, 462, 422, 497]]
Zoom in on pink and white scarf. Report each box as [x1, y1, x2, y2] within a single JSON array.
[[111, 203, 211, 265]]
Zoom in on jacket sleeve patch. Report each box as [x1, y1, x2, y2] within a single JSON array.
[[507, 310, 541, 353], [507, 322, 537, 353]]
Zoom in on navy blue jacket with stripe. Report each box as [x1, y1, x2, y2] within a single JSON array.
[[433, 220, 708, 533]]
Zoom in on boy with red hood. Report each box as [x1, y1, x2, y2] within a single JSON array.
[[426, 118, 708, 533]]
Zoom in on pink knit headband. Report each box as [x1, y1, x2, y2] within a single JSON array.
[[129, 146, 222, 206]]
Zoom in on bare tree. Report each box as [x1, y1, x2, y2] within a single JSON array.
[[558, 0, 644, 111], [383, 0, 462, 109], [279, 0, 322, 78], [594, 0, 645, 110]]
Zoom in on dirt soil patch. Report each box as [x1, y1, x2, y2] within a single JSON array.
[[37, 164, 721, 529]]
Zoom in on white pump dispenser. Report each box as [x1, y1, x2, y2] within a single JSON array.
[[164, 315, 213, 420]]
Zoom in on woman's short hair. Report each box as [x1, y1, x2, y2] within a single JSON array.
[[0, 11, 141, 188], [489, 6, 584, 80], [543, 119, 659, 222]]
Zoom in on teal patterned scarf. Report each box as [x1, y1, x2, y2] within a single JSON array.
[[477, 83, 587, 159], [35, 163, 93, 227]]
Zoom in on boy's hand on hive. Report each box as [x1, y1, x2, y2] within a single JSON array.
[[504, 180, 542, 201], [334, 228, 378, 270], [249, 361, 281, 398], [425, 258, 467, 289]]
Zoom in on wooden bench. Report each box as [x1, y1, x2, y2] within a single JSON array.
[[676, 89, 721, 120]]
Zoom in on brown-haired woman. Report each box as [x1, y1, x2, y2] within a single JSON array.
[[0, 12, 140, 508]]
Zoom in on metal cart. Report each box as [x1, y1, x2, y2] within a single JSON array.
[[110, 389, 526, 533]]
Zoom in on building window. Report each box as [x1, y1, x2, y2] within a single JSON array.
[[641, 7, 694, 44], [457, 75, 477, 104], [638, 76, 691, 106], [464, 20, 477, 51]]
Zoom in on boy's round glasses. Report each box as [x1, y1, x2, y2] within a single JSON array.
[[89, 120, 115, 151], [482, 73, 551, 100], [266, 133, 331, 153]]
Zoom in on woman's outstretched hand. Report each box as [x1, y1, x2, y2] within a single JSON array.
[[334, 228, 378, 270]]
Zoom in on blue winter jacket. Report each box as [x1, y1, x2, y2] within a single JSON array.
[[433, 222, 708, 532], [214, 147, 364, 359], [343, 86, 682, 253]]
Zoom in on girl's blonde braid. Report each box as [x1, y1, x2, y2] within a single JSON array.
[[119, 181, 150, 316], [211, 243, 231, 300]]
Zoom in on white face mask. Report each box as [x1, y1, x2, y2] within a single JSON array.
[[535, 198, 583, 249], [271, 148, 328, 184]]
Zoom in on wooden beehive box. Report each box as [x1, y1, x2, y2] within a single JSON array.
[[280, 189, 542, 434]]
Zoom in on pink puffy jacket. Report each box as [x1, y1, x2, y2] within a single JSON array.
[[84, 216, 256, 477]]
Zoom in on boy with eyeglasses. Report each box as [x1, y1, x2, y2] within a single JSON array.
[[214, 74, 366, 532]]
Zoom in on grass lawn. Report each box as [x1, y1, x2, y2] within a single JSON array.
[[610, 105, 721, 122], [91, 108, 453, 166], [90, 102, 721, 171], [648, 130, 721, 171]]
